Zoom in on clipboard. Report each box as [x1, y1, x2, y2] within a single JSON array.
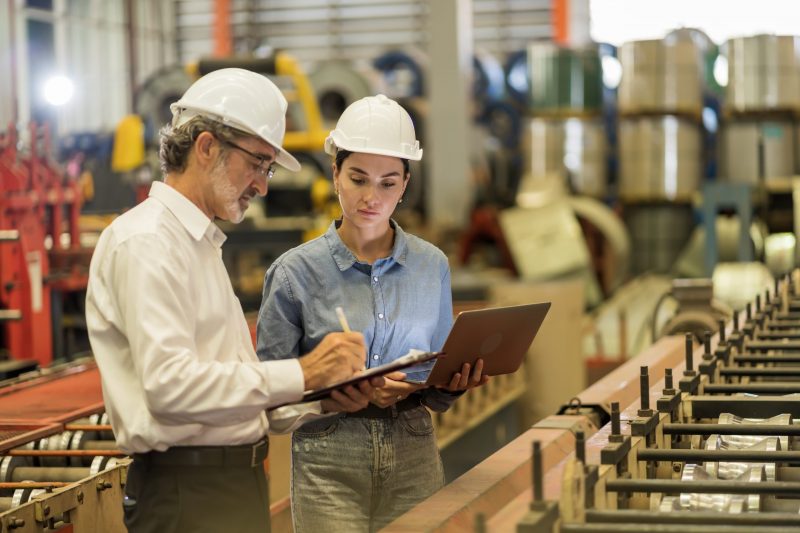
[[269, 349, 442, 409]]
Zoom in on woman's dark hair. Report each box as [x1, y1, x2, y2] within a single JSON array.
[[334, 149, 409, 177]]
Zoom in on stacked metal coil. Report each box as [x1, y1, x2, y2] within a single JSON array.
[[725, 35, 800, 113], [522, 43, 607, 198], [618, 38, 704, 116]]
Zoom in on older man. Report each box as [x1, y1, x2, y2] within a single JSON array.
[[86, 68, 375, 533]]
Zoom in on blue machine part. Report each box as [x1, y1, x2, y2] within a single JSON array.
[[473, 53, 506, 103], [372, 50, 425, 98], [504, 49, 528, 107], [477, 100, 522, 150]]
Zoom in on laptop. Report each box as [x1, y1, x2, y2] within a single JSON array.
[[408, 302, 551, 386]]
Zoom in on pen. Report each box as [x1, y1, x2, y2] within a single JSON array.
[[335, 306, 351, 333]]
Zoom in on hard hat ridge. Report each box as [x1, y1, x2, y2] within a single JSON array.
[[324, 94, 422, 161], [170, 68, 301, 171]]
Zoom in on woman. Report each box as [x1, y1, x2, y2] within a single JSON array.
[[257, 94, 486, 532]]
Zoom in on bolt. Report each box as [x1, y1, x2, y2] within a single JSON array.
[[77, 491, 84, 504], [639, 366, 650, 412], [43, 505, 50, 516], [575, 431, 586, 464], [685, 334, 694, 372], [733, 310, 740, 332], [96, 481, 112, 491], [718, 319, 726, 342], [8, 518, 25, 529], [611, 402, 621, 436], [532, 441, 543, 502], [704, 331, 711, 355], [672, 463, 681, 473], [664, 368, 673, 390]]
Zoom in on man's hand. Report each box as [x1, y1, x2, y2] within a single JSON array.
[[320, 377, 384, 413], [370, 371, 426, 408], [440, 359, 490, 392], [299, 332, 366, 391]]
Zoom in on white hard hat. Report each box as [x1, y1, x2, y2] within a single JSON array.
[[170, 68, 300, 171], [324, 94, 422, 161]]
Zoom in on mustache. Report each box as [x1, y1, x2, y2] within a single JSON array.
[[240, 187, 258, 201]]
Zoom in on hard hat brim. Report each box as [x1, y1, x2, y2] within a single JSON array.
[[275, 148, 301, 172]]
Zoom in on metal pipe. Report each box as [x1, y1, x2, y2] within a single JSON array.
[[746, 341, 800, 351], [584, 509, 800, 527], [720, 368, 800, 377], [606, 478, 800, 496], [0, 482, 69, 489], [64, 424, 113, 432], [7, 450, 124, 457], [636, 449, 800, 463], [11, 466, 90, 482], [704, 383, 800, 394], [662, 424, 800, 436], [733, 354, 800, 363]]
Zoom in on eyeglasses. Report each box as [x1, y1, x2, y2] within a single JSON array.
[[219, 139, 277, 180]]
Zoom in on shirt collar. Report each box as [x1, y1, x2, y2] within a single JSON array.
[[149, 181, 226, 246], [324, 219, 408, 271]]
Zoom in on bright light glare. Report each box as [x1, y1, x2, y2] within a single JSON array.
[[43, 76, 75, 106], [713, 55, 729, 87], [601, 55, 622, 89]]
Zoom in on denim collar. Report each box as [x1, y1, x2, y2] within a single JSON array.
[[324, 219, 408, 271]]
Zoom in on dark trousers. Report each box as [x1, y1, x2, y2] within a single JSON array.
[[123, 455, 271, 533]]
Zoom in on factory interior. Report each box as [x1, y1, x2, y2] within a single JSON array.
[[5, 0, 800, 531]]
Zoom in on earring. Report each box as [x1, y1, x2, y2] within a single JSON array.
[[398, 198, 404, 204]]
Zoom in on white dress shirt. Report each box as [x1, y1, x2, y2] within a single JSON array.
[[86, 181, 318, 454]]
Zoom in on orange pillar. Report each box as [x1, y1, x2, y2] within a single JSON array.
[[552, 0, 569, 45], [213, 0, 233, 57]]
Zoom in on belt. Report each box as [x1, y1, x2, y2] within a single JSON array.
[[135, 438, 269, 468], [346, 396, 421, 419]]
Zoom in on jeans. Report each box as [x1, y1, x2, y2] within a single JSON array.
[[291, 406, 444, 533]]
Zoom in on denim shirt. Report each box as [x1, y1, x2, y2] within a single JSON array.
[[256, 220, 458, 411]]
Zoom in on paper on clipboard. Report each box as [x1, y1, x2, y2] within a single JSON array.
[[268, 349, 442, 410]]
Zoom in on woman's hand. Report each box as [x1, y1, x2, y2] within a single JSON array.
[[321, 377, 384, 413], [370, 371, 426, 408], [440, 359, 490, 392]]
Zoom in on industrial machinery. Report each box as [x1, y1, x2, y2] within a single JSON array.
[[0, 123, 90, 371], [0, 360, 127, 532], [386, 272, 800, 532]]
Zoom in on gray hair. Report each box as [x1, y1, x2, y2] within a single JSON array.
[[158, 116, 246, 175]]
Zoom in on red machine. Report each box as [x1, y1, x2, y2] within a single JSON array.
[[0, 123, 87, 367]]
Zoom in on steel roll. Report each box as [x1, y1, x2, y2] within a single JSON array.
[[522, 117, 607, 197], [619, 115, 701, 202], [726, 35, 800, 112], [618, 38, 704, 115], [721, 119, 795, 185]]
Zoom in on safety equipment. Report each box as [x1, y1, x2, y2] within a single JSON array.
[[170, 68, 301, 171], [324, 94, 422, 161]]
